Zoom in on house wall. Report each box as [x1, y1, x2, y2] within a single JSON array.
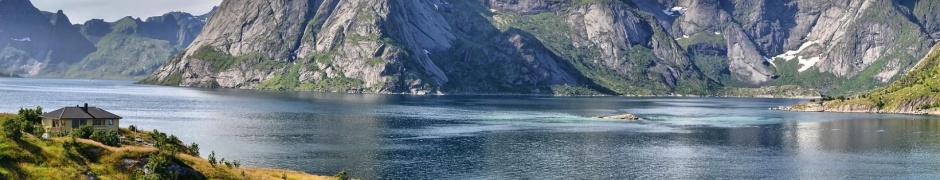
[[43, 118, 120, 132]]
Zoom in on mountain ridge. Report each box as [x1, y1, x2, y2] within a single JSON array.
[[142, 0, 939, 96], [0, 0, 216, 80], [785, 43, 940, 115]]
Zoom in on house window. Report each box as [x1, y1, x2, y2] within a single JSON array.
[[93, 119, 105, 126], [108, 119, 114, 125], [52, 120, 58, 127]]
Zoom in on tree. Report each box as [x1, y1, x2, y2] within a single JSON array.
[[208, 151, 217, 166], [188, 142, 200, 156], [2, 119, 21, 140], [17, 106, 42, 124]]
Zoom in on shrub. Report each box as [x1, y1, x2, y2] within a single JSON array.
[[90, 130, 120, 146], [335, 170, 349, 180], [2, 119, 22, 140], [17, 106, 42, 124], [18, 120, 35, 136], [128, 125, 137, 132], [141, 154, 177, 180], [188, 142, 200, 156], [49, 131, 69, 138], [31, 125, 45, 137], [71, 125, 94, 139], [208, 151, 217, 166]]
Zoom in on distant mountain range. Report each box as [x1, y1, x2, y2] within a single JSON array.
[[3, 0, 940, 96], [141, 0, 939, 96], [0, 0, 216, 80]]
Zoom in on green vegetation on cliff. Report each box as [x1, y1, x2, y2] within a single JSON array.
[[791, 44, 940, 114]]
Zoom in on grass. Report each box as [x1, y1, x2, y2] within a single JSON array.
[[0, 114, 335, 180], [808, 44, 940, 113]]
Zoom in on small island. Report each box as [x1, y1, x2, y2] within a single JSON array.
[[595, 114, 642, 120], [0, 107, 341, 179]]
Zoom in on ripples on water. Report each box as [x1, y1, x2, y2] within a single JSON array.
[[1, 78, 939, 179]]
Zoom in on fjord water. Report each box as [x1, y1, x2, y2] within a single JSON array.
[[2, 78, 940, 179]]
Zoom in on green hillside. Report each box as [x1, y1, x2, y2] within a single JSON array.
[[790, 44, 940, 114], [0, 113, 334, 179]]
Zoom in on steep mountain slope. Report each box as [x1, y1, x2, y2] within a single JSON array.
[[0, 0, 215, 79], [643, 0, 938, 94], [143, 0, 716, 95], [143, 0, 939, 95], [62, 11, 214, 79], [0, 0, 95, 76], [786, 44, 940, 115]]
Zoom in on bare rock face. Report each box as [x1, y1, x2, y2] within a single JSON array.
[[143, 0, 939, 95], [483, 0, 568, 15]]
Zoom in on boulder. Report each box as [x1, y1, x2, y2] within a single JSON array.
[[595, 114, 641, 120]]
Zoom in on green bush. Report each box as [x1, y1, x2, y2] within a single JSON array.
[[18, 120, 35, 136], [2, 119, 21, 140], [90, 130, 120, 147], [71, 125, 94, 139], [49, 131, 69, 137], [31, 125, 44, 137], [208, 151, 217, 166], [141, 154, 177, 180], [17, 106, 42, 124], [188, 142, 200, 156], [335, 170, 349, 180], [128, 125, 137, 132]]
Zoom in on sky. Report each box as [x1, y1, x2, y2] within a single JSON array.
[[31, 0, 223, 23]]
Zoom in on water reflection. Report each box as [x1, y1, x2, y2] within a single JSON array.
[[2, 78, 940, 179]]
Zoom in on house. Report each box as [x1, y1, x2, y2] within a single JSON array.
[[40, 103, 122, 132]]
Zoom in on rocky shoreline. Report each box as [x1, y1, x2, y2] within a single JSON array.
[[779, 101, 940, 116]]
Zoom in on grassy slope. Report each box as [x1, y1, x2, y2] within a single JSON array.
[[0, 114, 333, 180], [793, 44, 940, 113], [64, 34, 177, 80]]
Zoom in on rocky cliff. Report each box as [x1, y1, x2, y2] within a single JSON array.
[[142, 0, 940, 95], [786, 43, 940, 115]]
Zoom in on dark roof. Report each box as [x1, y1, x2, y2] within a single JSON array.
[[40, 106, 122, 119]]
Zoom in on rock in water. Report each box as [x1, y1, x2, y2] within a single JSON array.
[[596, 114, 641, 120]]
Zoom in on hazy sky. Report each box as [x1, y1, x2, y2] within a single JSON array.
[[31, 0, 222, 23]]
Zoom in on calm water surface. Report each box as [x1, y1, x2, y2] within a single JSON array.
[[2, 78, 940, 179]]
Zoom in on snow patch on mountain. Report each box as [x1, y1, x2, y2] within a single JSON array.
[[662, 7, 687, 16], [12, 37, 31, 42], [771, 41, 822, 72]]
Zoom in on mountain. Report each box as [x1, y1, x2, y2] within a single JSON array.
[[62, 11, 214, 79], [142, 0, 939, 95], [786, 43, 940, 115], [0, 0, 216, 80], [0, 0, 96, 76]]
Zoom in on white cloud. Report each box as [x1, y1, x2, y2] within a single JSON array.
[[31, 0, 222, 23]]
